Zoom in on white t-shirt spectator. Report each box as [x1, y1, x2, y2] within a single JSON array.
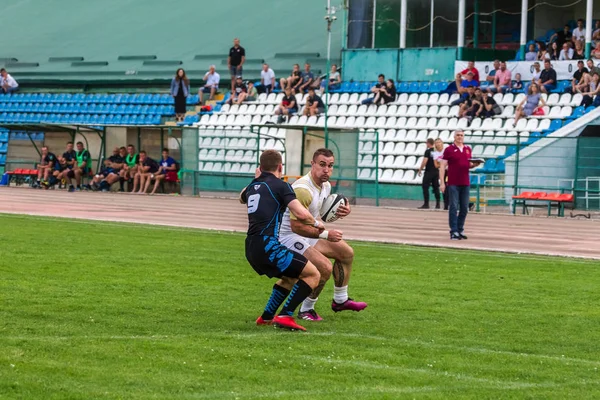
[[559, 48, 574, 60], [1, 74, 18, 89], [532, 70, 541, 81], [572, 27, 586, 42], [204, 72, 220, 88], [261, 68, 275, 87]]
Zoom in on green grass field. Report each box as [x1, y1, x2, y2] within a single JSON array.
[[1, 213, 600, 399]]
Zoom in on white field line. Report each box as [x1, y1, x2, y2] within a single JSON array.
[[301, 355, 555, 390], [1, 212, 597, 262], [2, 331, 599, 367]]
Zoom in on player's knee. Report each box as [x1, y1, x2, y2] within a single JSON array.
[[301, 261, 320, 286], [340, 243, 354, 264]]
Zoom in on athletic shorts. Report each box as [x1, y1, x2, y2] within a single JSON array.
[[245, 235, 307, 279], [279, 233, 318, 256]]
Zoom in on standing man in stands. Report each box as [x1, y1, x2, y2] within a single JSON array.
[[227, 38, 245, 93], [438, 131, 482, 240], [258, 63, 276, 94], [417, 138, 440, 209]]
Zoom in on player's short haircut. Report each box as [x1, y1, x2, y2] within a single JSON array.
[[259, 150, 282, 172], [139, 150, 147, 156], [427, 138, 434, 145], [66, 141, 73, 146], [162, 148, 169, 153], [312, 148, 334, 161], [41, 146, 48, 151], [127, 144, 134, 148], [76, 141, 83, 146], [119, 146, 126, 151]]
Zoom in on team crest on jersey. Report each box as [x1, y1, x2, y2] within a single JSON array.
[[254, 185, 260, 190], [294, 242, 304, 250]]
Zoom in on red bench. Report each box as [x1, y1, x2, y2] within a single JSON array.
[[512, 191, 574, 217]]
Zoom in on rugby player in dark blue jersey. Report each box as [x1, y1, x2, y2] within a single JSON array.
[[240, 150, 325, 332]]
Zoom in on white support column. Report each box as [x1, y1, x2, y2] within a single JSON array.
[[430, 0, 434, 48], [372, 0, 377, 48], [400, 0, 407, 49], [585, 0, 593, 58], [457, 0, 465, 58], [519, 0, 528, 60]]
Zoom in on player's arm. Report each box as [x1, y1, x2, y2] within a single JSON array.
[[287, 199, 323, 231], [239, 187, 248, 204], [438, 159, 448, 192]]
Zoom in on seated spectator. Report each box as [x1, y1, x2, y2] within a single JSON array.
[[537, 43, 550, 61], [587, 59, 600, 76], [514, 83, 546, 124], [524, 62, 542, 93], [144, 148, 177, 195], [226, 76, 247, 105], [535, 60, 557, 94], [568, 60, 589, 94], [460, 61, 480, 84], [449, 71, 479, 106], [35, 146, 57, 188], [572, 19, 586, 45], [559, 42, 574, 60], [320, 64, 342, 92], [258, 63, 275, 94], [294, 63, 316, 94], [198, 65, 220, 105], [573, 41, 585, 60], [482, 92, 502, 117], [274, 87, 298, 123], [159, 148, 178, 182], [549, 25, 572, 49], [457, 86, 476, 117], [461, 87, 485, 119], [488, 61, 511, 94], [0, 68, 18, 94], [61, 142, 77, 189], [379, 79, 397, 105], [245, 81, 258, 102], [119, 144, 139, 192], [52, 156, 69, 188], [593, 20, 600, 47], [512, 73, 523, 92], [362, 74, 386, 104], [133, 151, 160, 195], [547, 42, 560, 60], [68, 141, 91, 192], [279, 64, 301, 92], [592, 43, 600, 59], [91, 147, 125, 192], [525, 44, 538, 61], [486, 60, 500, 84], [581, 73, 600, 107], [303, 87, 325, 116]]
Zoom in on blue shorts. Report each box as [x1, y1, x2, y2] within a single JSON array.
[[245, 235, 307, 279], [230, 65, 242, 77], [201, 86, 216, 93], [542, 84, 556, 92]]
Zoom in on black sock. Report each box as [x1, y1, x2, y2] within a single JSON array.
[[261, 284, 290, 320], [119, 178, 124, 190], [279, 280, 312, 317]]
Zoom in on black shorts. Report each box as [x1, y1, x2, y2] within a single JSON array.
[[245, 235, 307, 279]]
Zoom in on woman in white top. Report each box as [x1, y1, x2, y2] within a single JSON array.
[[432, 138, 448, 210], [320, 64, 342, 92]]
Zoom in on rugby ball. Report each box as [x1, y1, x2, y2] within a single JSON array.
[[320, 194, 347, 223]]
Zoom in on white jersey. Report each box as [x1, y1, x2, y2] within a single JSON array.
[[279, 173, 331, 239]]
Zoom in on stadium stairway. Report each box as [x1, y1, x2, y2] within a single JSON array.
[[192, 83, 585, 185]]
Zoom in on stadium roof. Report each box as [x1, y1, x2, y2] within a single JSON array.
[[1, 0, 342, 85]]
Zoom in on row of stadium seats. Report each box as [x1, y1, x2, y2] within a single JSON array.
[[292, 80, 574, 94], [198, 137, 285, 152], [0, 113, 162, 125], [0, 103, 175, 115], [4, 132, 45, 141], [0, 154, 6, 165], [0, 130, 8, 165], [250, 92, 585, 108], [0, 93, 198, 105], [198, 162, 258, 174]]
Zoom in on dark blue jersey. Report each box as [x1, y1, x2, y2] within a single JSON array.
[[241, 172, 296, 237]]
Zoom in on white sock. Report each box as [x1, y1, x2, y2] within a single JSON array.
[[333, 286, 348, 304], [300, 297, 318, 312]]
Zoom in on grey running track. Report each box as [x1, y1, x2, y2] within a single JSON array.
[[1, 187, 599, 259]]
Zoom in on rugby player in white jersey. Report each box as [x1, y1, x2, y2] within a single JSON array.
[[277, 148, 367, 321]]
